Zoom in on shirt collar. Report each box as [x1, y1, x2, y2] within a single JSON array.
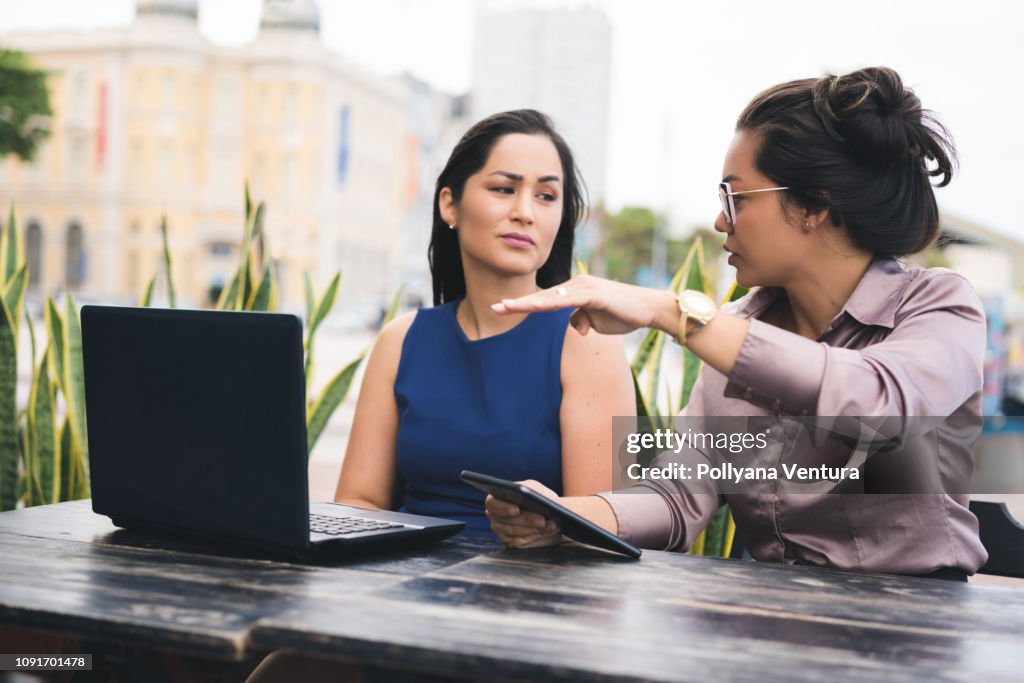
[[732, 256, 909, 330]]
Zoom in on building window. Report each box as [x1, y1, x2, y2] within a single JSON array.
[[161, 73, 175, 114], [212, 76, 237, 120], [254, 84, 269, 123], [69, 135, 88, 182], [159, 143, 173, 185], [26, 222, 43, 289], [65, 222, 85, 289], [71, 71, 89, 117], [129, 140, 145, 187], [283, 86, 298, 127], [209, 241, 234, 257], [282, 154, 297, 202]]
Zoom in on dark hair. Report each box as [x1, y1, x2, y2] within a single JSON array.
[[736, 66, 956, 257], [428, 109, 587, 305]]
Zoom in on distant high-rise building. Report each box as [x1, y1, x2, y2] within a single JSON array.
[[400, 75, 471, 308], [0, 0, 412, 317], [472, 3, 612, 207]]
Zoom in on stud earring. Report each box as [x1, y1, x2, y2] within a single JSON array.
[[448, 223, 456, 230]]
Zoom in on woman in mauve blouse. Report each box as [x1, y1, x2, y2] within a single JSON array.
[[485, 66, 988, 581]]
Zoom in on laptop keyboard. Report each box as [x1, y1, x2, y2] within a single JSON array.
[[309, 512, 406, 536]]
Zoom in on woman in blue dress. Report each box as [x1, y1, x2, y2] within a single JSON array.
[[334, 110, 635, 534]]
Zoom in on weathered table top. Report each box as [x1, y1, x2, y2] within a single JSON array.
[[2, 501, 1023, 682]]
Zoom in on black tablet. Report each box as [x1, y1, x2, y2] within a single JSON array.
[[460, 470, 642, 559]]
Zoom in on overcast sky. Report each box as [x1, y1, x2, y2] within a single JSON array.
[[2, 0, 1022, 239]]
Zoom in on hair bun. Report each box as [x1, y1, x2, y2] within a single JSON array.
[[812, 67, 955, 185]]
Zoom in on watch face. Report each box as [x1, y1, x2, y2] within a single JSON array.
[[681, 291, 716, 316]]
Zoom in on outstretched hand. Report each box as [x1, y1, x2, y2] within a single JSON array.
[[491, 275, 677, 337]]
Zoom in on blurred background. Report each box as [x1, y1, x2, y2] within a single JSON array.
[[1, 0, 1022, 508]]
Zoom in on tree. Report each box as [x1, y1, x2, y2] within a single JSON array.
[[0, 49, 52, 162], [668, 227, 724, 290], [603, 206, 664, 284]]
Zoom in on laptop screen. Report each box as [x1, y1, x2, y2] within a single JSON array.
[[82, 306, 310, 550]]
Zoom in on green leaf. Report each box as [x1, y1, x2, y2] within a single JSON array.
[[381, 284, 404, 327], [59, 418, 71, 501], [303, 271, 316, 325], [18, 412, 40, 507], [246, 259, 276, 311], [1, 204, 23, 288], [241, 244, 257, 310], [0, 296, 18, 511], [2, 264, 27, 343], [215, 271, 240, 311], [139, 275, 156, 307], [631, 369, 655, 424], [29, 346, 58, 504], [641, 334, 667, 413], [309, 273, 341, 341], [236, 200, 265, 310], [244, 182, 253, 230], [306, 353, 366, 458], [723, 511, 736, 557], [681, 347, 702, 410], [25, 308, 36, 369], [689, 529, 706, 556], [702, 505, 731, 557], [630, 328, 660, 376], [683, 238, 708, 294], [252, 201, 265, 243], [664, 380, 678, 421], [304, 273, 342, 396], [677, 239, 707, 411], [303, 272, 318, 395], [62, 294, 88, 468], [159, 215, 176, 308], [44, 295, 64, 392], [630, 245, 694, 417]]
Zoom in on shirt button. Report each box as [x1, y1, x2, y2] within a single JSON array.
[[770, 400, 781, 413], [742, 388, 754, 401]]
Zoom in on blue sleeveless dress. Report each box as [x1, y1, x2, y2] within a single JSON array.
[[394, 300, 572, 535]]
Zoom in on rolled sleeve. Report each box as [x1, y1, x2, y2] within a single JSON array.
[[596, 489, 676, 549], [726, 317, 826, 415]]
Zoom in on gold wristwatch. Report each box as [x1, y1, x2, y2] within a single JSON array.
[[676, 290, 717, 345]]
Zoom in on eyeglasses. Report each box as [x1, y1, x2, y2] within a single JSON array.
[[718, 181, 790, 225]]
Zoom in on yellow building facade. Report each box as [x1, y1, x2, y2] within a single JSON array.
[[0, 0, 410, 317]]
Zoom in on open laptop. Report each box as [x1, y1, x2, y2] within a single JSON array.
[[81, 305, 464, 558]]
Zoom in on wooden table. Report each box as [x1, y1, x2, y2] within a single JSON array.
[[1, 501, 1023, 682]]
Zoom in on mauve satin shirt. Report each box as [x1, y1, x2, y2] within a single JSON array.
[[598, 257, 989, 575]]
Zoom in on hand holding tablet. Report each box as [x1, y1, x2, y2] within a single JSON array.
[[460, 470, 642, 559]]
